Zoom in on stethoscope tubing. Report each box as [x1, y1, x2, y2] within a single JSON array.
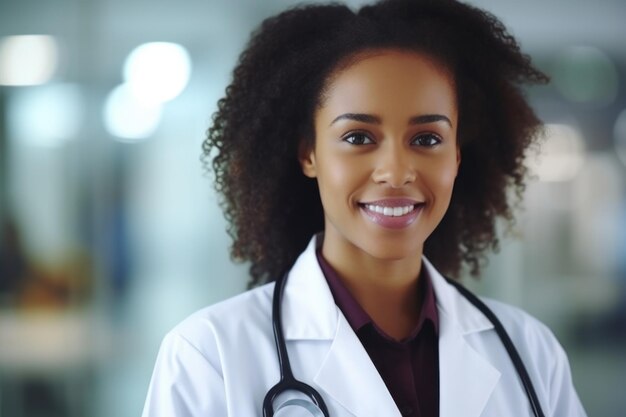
[[262, 271, 331, 417], [263, 271, 546, 417]]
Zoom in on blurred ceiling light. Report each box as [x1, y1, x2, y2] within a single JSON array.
[[8, 84, 82, 148], [552, 46, 618, 106], [123, 42, 191, 105], [528, 124, 586, 182], [614, 109, 626, 167], [0, 35, 58, 86], [103, 83, 163, 141]]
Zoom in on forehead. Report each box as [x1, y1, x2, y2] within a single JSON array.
[[318, 49, 457, 118]]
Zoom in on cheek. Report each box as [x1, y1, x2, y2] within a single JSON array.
[[425, 159, 459, 199], [439, 167, 459, 189], [318, 155, 361, 193]]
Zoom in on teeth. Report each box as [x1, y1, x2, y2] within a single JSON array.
[[365, 204, 416, 217]]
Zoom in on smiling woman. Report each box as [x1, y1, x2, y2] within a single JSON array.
[[142, 1, 588, 416]]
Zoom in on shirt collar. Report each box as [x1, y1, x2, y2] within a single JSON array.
[[316, 249, 439, 340]]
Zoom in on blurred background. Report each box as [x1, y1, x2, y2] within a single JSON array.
[[0, 0, 624, 416]]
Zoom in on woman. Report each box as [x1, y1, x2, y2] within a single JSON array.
[[142, 0, 587, 416]]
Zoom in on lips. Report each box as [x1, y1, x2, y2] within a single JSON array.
[[358, 198, 424, 229], [364, 203, 416, 217]]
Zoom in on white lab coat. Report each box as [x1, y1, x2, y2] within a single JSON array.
[[142, 235, 587, 417]]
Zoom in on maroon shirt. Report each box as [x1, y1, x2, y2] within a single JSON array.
[[316, 251, 440, 417]]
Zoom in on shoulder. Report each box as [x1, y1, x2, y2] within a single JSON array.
[[477, 297, 587, 415], [480, 298, 561, 350], [478, 296, 571, 375], [166, 282, 275, 356], [142, 284, 277, 416], [478, 297, 571, 397]]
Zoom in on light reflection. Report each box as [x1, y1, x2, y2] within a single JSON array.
[[528, 123, 586, 182], [103, 83, 163, 141], [8, 84, 82, 148], [123, 42, 191, 105], [0, 35, 58, 86]]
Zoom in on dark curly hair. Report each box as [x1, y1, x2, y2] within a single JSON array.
[[203, 0, 548, 287]]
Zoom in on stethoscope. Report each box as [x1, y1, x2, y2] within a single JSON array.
[[262, 271, 546, 417]]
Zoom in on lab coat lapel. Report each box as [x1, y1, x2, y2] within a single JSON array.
[[425, 258, 501, 417], [281, 236, 401, 416], [314, 312, 402, 417], [281, 236, 337, 341]]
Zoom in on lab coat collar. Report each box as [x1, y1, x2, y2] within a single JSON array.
[[281, 236, 404, 415], [423, 256, 494, 335], [281, 235, 338, 340], [282, 235, 500, 417]]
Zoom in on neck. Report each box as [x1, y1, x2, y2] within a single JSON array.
[[321, 237, 424, 340]]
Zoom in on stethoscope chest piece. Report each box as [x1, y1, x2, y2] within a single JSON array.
[[273, 398, 327, 417]]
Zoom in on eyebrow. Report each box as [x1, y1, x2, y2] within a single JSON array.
[[330, 113, 452, 127]]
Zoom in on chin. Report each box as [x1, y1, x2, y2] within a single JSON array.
[[361, 240, 423, 262]]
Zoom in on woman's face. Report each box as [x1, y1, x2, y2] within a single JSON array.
[[300, 49, 460, 262]]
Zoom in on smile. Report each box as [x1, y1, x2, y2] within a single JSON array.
[[358, 199, 424, 229], [364, 204, 416, 217]]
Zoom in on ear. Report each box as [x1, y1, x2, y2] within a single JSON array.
[[298, 139, 318, 178], [455, 146, 462, 175]]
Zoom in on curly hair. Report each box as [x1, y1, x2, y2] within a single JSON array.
[[203, 0, 548, 287]]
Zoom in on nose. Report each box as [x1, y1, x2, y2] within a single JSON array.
[[371, 142, 417, 188]]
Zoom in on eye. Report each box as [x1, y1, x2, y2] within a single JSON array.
[[343, 132, 375, 145], [411, 133, 442, 147]]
